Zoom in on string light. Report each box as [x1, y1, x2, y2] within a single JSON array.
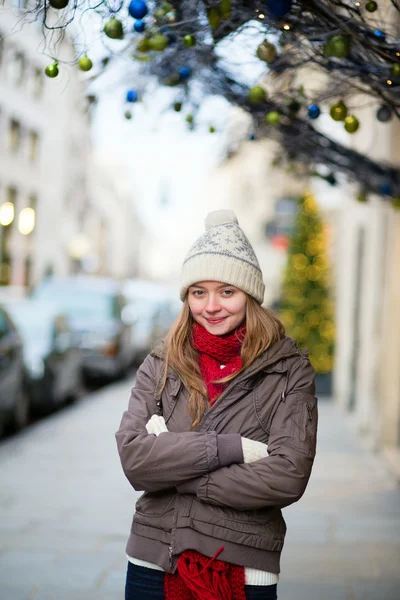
[[283, 23, 291, 30], [258, 13, 265, 19], [387, 79, 393, 85]]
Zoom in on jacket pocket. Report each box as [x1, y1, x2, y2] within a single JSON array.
[[135, 490, 176, 517], [290, 393, 317, 456]]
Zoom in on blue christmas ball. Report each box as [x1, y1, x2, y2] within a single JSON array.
[[128, 0, 148, 20], [267, 0, 293, 18], [133, 19, 145, 33], [126, 89, 138, 103], [179, 66, 191, 80], [308, 104, 321, 119], [379, 182, 392, 196], [373, 29, 386, 41]]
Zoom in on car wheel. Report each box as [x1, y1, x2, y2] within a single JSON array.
[[11, 386, 30, 432]]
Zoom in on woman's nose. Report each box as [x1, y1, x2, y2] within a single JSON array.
[[206, 295, 221, 312]]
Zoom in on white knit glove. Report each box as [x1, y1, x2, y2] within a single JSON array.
[[146, 415, 169, 436], [241, 437, 269, 463]]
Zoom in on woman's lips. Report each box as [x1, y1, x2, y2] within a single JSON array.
[[206, 318, 226, 324]]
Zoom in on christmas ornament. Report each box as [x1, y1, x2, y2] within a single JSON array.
[[128, 0, 148, 19], [104, 17, 124, 39], [126, 89, 138, 103], [344, 115, 360, 133], [373, 30, 385, 40], [179, 66, 191, 80], [265, 111, 281, 125], [248, 85, 267, 104], [379, 183, 392, 195], [392, 63, 400, 77], [185, 114, 194, 124], [308, 104, 321, 119], [392, 197, 400, 210], [183, 34, 196, 48], [209, 126, 216, 133], [220, 0, 231, 19], [124, 110, 132, 120], [357, 191, 368, 203], [133, 19, 145, 32], [267, 0, 293, 18], [136, 38, 150, 52], [207, 7, 221, 29], [256, 40, 277, 63], [49, 0, 69, 8], [148, 34, 168, 51], [365, 0, 377, 11], [78, 56, 93, 72], [173, 101, 182, 111], [154, 8, 165, 20], [376, 105, 393, 122], [45, 62, 59, 78], [163, 72, 180, 86], [323, 35, 351, 59], [330, 101, 348, 121]]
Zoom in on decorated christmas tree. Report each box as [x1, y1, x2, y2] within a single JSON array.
[[279, 193, 335, 374]]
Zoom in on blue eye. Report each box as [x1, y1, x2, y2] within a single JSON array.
[[222, 289, 233, 296]]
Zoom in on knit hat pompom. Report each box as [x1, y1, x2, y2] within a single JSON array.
[[180, 209, 265, 304], [205, 209, 238, 231]]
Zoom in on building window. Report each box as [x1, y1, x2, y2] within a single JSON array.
[[28, 130, 39, 161], [32, 67, 43, 99], [8, 119, 21, 153], [6, 49, 25, 86]]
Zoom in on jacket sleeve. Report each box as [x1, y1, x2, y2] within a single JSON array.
[[115, 355, 243, 493], [177, 356, 318, 510]]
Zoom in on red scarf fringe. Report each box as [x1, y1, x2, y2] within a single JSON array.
[[164, 323, 246, 600]]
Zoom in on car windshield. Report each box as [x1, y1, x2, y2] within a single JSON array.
[[7, 305, 54, 346], [33, 286, 115, 322]]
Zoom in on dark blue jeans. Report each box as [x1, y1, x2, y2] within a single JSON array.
[[125, 562, 278, 599]]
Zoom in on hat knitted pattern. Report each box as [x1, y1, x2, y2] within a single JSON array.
[[180, 210, 265, 305], [164, 322, 246, 600]]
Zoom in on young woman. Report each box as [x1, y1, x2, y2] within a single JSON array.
[[116, 210, 318, 600]]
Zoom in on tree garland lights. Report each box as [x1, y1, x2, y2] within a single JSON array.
[[16, 0, 400, 201]]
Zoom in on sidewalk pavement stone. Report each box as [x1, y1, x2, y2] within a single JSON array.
[[0, 379, 399, 600]]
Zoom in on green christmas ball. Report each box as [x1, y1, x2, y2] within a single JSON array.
[[183, 34, 196, 48], [49, 0, 69, 8], [154, 9, 165, 19], [256, 40, 277, 63], [248, 85, 267, 104], [185, 114, 194, 124], [148, 34, 168, 51], [365, 0, 377, 11], [104, 17, 124, 40], [344, 115, 360, 133], [220, 0, 231, 19], [330, 101, 348, 121], [173, 102, 182, 112], [392, 63, 400, 77], [209, 126, 216, 133], [265, 111, 281, 126], [323, 35, 351, 59], [136, 38, 151, 53], [207, 7, 221, 29], [45, 62, 59, 78], [78, 56, 93, 72], [357, 191, 368, 203]]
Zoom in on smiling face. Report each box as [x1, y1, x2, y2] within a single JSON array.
[[188, 281, 247, 336]]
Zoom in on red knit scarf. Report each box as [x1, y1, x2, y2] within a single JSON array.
[[164, 322, 246, 600]]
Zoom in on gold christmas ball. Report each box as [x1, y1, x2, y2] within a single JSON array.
[[185, 114, 194, 124], [392, 197, 400, 210], [173, 102, 182, 112], [330, 101, 348, 121], [49, 0, 69, 8], [256, 40, 277, 63], [209, 126, 216, 133], [220, 0, 231, 19], [78, 56, 93, 72], [365, 0, 377, 11], [148, 34, 168, 51], [392, 63, 400, 77], [344, 115, 360, 133], [248, 85, 267, 104], [323, 35, 351, 59], [45, 62, 59, 78], [104, 17, 124, 40], [136, 38, 151, 53], [207, 7, 221, 29], [183, 34, 196, 48], [265, 111, 281, 126]]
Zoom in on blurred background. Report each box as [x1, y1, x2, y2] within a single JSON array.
[[0, 0, 400, 598]]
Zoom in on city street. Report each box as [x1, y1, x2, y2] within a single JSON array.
[[0, 377, 399, 600]]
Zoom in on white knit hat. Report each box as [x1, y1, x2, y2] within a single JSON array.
[[180, 209, 265, 304]]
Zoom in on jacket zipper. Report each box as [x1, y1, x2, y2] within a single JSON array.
[[168, 545, 173, 569]]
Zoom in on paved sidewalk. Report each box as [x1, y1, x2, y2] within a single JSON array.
[[0, 378, 399, 599]]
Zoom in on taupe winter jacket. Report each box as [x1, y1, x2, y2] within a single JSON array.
[[116, 335, 318, 575]]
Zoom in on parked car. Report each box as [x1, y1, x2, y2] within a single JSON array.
[[32, 276, 133, 381], [122, 279, 180, 365], [4, 299, 83, 415], [0, 305, 29, 437]]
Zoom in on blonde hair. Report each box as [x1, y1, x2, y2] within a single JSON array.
[[157, 295, 285, 429]]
